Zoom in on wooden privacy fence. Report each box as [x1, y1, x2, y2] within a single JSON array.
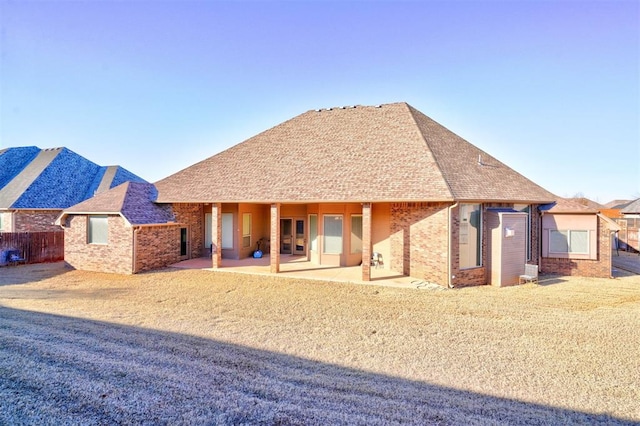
[[613, 218, 639, 253], [0, 231, 64, 265]]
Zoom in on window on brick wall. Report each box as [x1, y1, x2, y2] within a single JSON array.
[[88, 215, 108, 244], [514, 204, 531, 260], [549, 230, 589, 254], [459, 203, 481, 268]]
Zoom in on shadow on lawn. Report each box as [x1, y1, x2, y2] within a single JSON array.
[[0, 261, 70, 286], [0, 307, 635, 425]]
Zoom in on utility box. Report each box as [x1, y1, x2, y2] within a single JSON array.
[[486, 210, 527, 287]]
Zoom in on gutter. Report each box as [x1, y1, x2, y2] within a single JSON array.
[[448, 201, 459, 288]]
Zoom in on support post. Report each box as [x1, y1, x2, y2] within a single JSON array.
[[362, 202, 372, 281], [270, 203, 281, 273], [211, 203, 222, 268]]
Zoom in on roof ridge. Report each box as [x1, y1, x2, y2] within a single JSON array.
[[404, 103, 455, 200], [0, 148, 61, 208]]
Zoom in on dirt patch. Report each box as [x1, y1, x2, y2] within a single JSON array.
[[1, 263, 639, 424]]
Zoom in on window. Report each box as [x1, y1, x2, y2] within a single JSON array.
[[459, 203, 481, 268], [221, 213, 233, 249], [88, 215, 108, 244], [514, 204, 531, 260], [323, 215, 343, 254], [242, 213, 251, 249], [309, 215, 318, 251], [550, 230, 589, 254], [351, 215, 363, 254]]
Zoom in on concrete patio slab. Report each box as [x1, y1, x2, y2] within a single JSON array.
[[170, 255, 437, 290]]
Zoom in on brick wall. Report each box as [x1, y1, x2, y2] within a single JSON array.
[[541, 215, 613, 278], [172, 203, 204, 258], [64, 215, 134, 274], [449, 204, 487, 288], [390, 202, 450, 285], [134, 225, 183, 273], [13, 210, 62, 232]]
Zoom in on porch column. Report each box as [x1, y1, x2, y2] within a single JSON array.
[[362, 202, 372, 281], [270, 203, 281, 273], [211, 203, 222, 268]]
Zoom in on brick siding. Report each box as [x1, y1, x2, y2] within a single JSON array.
[[390, 202, 450, 286], [64, 215, 134, 274], [541, 215, 613, 278], [134, 224, 183, 273], [172, 203, 204, 258]]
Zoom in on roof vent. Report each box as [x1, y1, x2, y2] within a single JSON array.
[[375, 104, 382, 108], [325, 108, 332, 111]]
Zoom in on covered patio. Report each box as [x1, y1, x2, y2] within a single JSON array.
[[170, 254, 431, 289]]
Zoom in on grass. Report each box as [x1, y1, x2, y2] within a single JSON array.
[[0, 263, 639, 424]]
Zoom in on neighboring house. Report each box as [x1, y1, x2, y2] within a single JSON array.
[[567, 197, 604, 210], [539, 198, 620, 278], [58, 182, 178, 274], [620, 198, 640, 218], [64, 102, 562, 286], [0, 146, 146, 232]]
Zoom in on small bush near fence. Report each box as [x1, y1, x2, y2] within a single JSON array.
[[0, 232, 64, 265]]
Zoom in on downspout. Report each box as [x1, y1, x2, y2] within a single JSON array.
[[133, 226, 141, 274], [539, 210, 545, 273], [448, 201, 459, 289]]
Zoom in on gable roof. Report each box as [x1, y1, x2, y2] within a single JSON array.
[[155, 102, 556, 204], [603, 199, 632, 209], [539, 198, 598, 214], [565, 197, 604, 210], [61, 182, 175, 226], [0, 146, 147, 210], [621, 198, 640, 214]]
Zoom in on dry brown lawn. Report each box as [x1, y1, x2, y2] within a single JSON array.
[[1, 263, 639, 425]]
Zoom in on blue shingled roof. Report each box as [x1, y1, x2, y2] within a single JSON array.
[[0, 146, 148, 209], [111, 166, 146, 189], [0, 146, 40, 189]]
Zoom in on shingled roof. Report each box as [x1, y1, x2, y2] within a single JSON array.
[[155, 102, 556, 204], [0, 146, 147, 209], [539, 198, 599, 214], [61, 182, 175, 226], [621, 198, 640, 214]]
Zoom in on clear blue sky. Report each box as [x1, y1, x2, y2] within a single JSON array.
[[1, 0, 638, 204]]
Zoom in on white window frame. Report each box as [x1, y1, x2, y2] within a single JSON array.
[[221, 213, 233, 249], [549, 229, 590, 254], [350, 214, 363, 254], [323, 214, 343, 254], [459, 203, 482, 269], [242, 213, 251, 249], [88, 215, 108, 245], [309, 214, 318, 252]]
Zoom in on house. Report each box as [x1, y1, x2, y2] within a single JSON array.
[[0, 146, 146, 233], [58, 182, 178, 274], [62, 102, 564, 286], [620, 198, 640, 218], [539, 198, 620, 277], [615, 198, 640, 252]]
